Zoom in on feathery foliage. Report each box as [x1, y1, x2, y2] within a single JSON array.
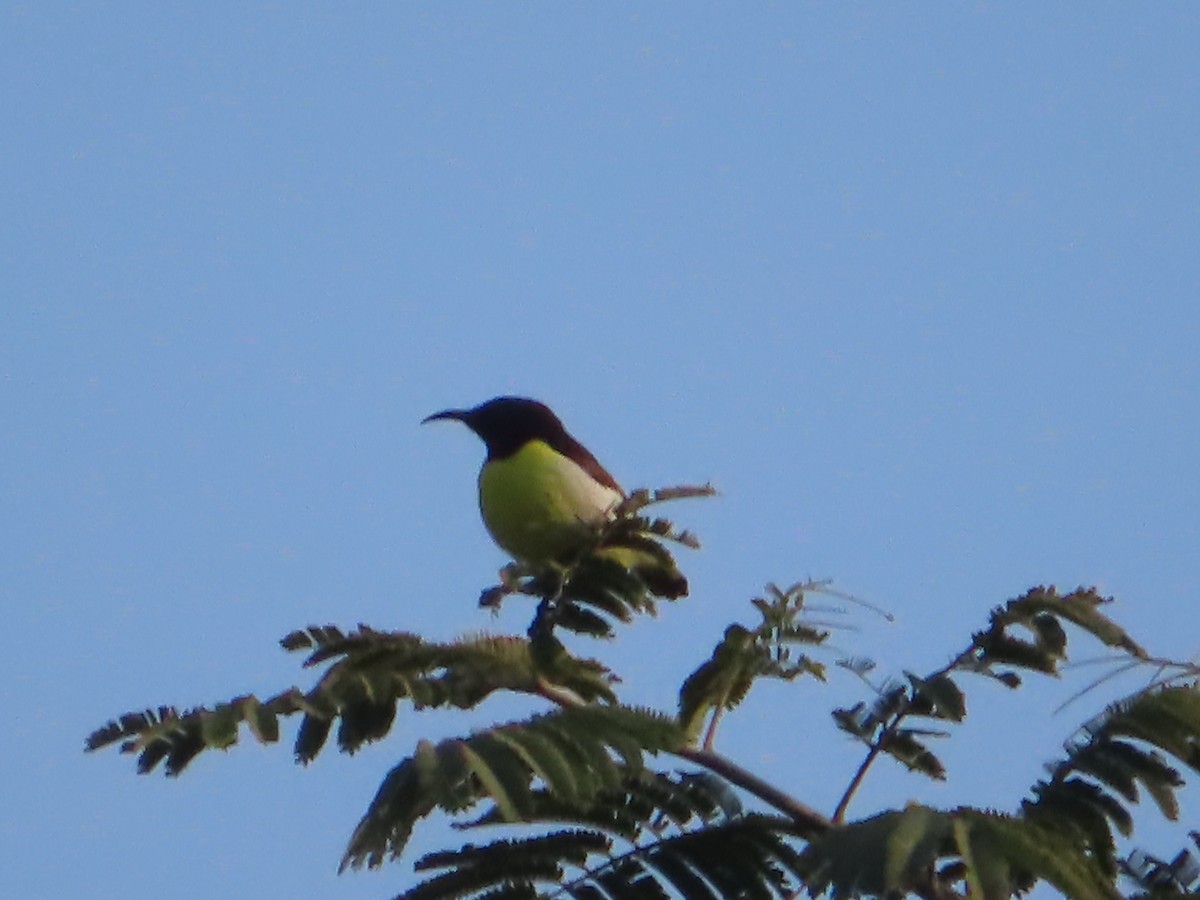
[[831, 587, 1149, 816], [87, 485, 1200, 899], [341, 704, 687, 871], [85, 627, 617, 774], [799, 805, 1123, 900], [478, 485, 715, 634], [679, 581, 833, 745], [402, 770, 809, 900], [1122, 831, 1200, 898]]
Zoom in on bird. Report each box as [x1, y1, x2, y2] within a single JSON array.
[[423, 396, 687, 598]]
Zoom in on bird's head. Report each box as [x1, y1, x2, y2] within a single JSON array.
[[422, 396, 566, 459]]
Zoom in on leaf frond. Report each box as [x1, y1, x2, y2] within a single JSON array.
[[799, 806, 1122, 900], [1022, 682, 1200, 881], [478, 483, 714, 627], [678, 581, 834, 743], [404, 798, 805, 900], [341, 705, 687, 871], [85, 629, 617, 774]]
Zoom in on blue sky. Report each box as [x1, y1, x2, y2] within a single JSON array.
[[4, 4, 1199, 897]]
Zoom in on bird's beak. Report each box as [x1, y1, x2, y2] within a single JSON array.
[[421, 408, 468, 425]]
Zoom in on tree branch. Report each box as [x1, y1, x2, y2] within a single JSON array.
[[679, 744, 830, 835], [536, 677, 830, 835]]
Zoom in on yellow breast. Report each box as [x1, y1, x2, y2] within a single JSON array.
[[478, 440, 622, 564]]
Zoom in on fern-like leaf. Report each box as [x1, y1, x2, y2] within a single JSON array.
[[402, 766, 806, 900], [1023, 683, 1200, 886], [341, 705, 686, 871], [679, 582, 831, 743], [85, 629, 616, 774], [1122, 831, 1200, 897], [833, 586, 1155, 813], [478, 484, 714, 631], [800, 806, 1122, 899]]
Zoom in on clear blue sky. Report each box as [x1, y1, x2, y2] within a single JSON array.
[[4, 4, 1199, 897]]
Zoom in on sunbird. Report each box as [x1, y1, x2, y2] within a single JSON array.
[[423, 396, 687, 598]]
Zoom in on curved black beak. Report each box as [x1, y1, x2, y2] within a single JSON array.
[[421, 408, 469, 425]]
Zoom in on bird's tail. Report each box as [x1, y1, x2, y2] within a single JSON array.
[[594, 543, 688, 599]]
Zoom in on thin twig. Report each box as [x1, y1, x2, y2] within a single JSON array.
[[832, 710, 902, 823], [701, 705, 724, 750], [832, 644, 977, 823]]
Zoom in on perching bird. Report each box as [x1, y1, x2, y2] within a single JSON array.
[[423, 396, 687, 597]]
